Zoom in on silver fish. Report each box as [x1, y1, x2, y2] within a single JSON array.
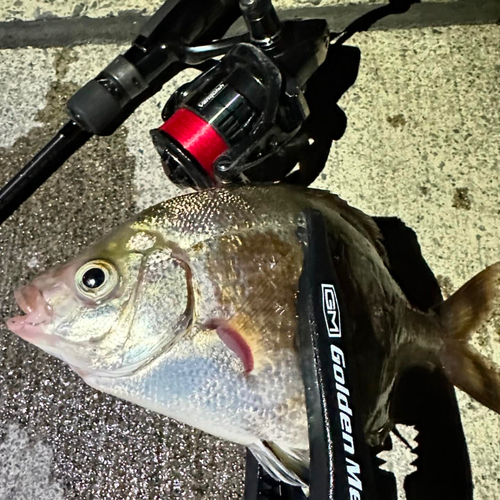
[[5, 185, 500, 486]]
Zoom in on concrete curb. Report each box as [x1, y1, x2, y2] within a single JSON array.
[[0, 2, 498, 49]]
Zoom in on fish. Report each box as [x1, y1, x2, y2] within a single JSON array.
[[5, 185, 500, 487]]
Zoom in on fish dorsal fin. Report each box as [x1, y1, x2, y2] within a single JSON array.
[[435, 262, 500, 414], [247, 441, 308, 488], [310, 189, 388, 263]]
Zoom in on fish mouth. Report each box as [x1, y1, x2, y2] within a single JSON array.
[[5, 285, 54, 341]]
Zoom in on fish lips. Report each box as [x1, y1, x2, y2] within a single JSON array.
[[5, 284, 54, 342]]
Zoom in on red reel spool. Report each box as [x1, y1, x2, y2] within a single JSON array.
[[160, 107, 229, 177]]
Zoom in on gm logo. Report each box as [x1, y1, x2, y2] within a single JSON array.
[[321, 283, 341, 338]]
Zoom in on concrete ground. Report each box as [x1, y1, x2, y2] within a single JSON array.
[[0, 1, 498, 499]]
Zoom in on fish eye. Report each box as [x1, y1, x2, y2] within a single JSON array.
[[76, 260, 118, 299], [82, 267, 105, 289]]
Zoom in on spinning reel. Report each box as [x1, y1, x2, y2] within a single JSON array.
[[150, 0, 330, 188]]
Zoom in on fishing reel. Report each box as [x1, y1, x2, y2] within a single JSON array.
[[150, 0, 330, 188]]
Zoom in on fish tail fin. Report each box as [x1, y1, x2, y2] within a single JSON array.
[[436, 262, 500, 413]]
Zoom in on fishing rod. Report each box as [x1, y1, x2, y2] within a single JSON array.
[[0, 0, 474, 499], [0, 0, 241, 224]]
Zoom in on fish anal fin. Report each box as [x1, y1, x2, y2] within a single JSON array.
[[247, 441, 308, 488], [266, 441, 310, 484]]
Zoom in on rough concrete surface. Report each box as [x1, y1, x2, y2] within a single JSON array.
[[0, 5, 498, 500], [0, 0, 455, 22]]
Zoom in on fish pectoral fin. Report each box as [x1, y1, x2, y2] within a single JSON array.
[[436, 262, 500, 413], [247, 441, 308, 488], [206, 318, 254, 373]]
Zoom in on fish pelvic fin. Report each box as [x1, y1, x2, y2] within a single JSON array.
[[247, 441, 309, 488], [436, 262, 500, 414]]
